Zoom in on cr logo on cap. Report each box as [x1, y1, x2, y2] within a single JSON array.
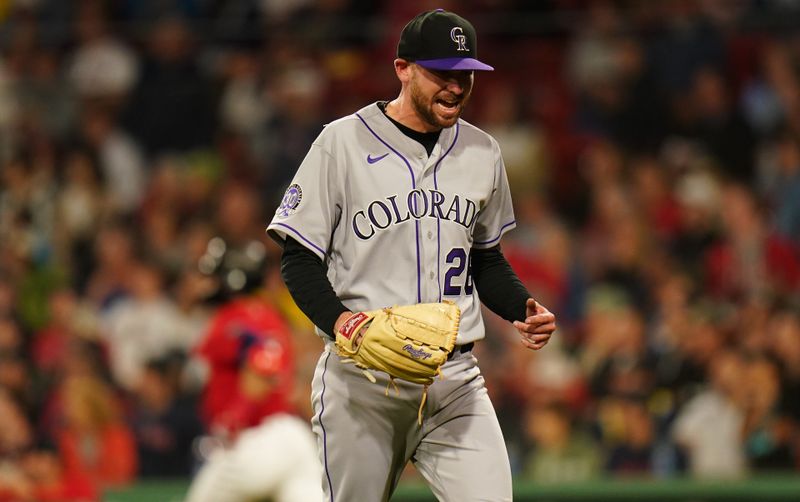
[[450, 27, 468, 52]]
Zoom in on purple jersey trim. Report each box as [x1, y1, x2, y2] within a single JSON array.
[[474, 220, 516, 245], [319, 351, 334, 501], [414, 221, 421, 303], [271, 222, 326, 257], [415, 57, 494, 71], [433, 123, 460, 302], [355, 112, 422, 303]]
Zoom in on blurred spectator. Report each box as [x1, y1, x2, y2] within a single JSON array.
[[568, 2, 667, 148], [0, 314, 24, 355], [680, 67, 756, 182], [521, 402, 601, 483], [577, 144, 653, 306], [741, 354, 797, 472], [670, 166, 722, 281], [0, 442, 98, 502], [0, 351, 34, 414], [0, 317, 35, 412], [766, 306, 800, 423], [14, 49, 77, 141], [0, 57, 18, 162], [31, 288, 96, 379], [83, 222, 137, 309], [37, 339, 110, 442], [647, 270, 698, 391], [131, 356, 203, 478], [78, 105, 146, 216], [214, 182, 265, 248], [138, 157, 189, 225], [0, 152, 56, 272], [121, 15, 217, 156], [672, 301, 731, 393], [66, 0, 138, 102], [703, 182, 800, 301], [578, 284, 654, 397], [218, 49, 272, 140], [0, 388, 34, 458], [756, 130, 800, 245], [648, 1, 726, 97], [102, 260, 196, 391], [741, 41, 799, 137], [55, 147, 106, 292], [630, 155, 681, 243], [140, 205, 183, 275], [672, 348, 747, 479], [587, 301, 654, 401], [257, 60, 327, 203], [51, 375, 137, 489], [0, 277, 17, 320], [603, 397, 657, 476]]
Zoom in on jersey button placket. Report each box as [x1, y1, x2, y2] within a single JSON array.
[[415, 173, 439, 301]]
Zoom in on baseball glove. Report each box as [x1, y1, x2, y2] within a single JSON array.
[[335, 302, 460, 386]]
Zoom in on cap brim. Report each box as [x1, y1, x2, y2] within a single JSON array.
[[415, 57, 494, 71]]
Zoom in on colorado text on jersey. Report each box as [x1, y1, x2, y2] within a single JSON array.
[[351, 189, 480, 240]]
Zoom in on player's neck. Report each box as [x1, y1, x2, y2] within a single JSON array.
[[385, 96, 442, 134]]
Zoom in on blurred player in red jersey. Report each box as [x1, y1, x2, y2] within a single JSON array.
[[185, 237, 322, 502], [193, 239, 296, 431]]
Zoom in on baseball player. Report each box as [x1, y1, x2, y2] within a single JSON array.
[[267, 9, 556, 502], [186, 236, 323, 502], [192, 237, 295, 429], [185, 341, 323, 502]]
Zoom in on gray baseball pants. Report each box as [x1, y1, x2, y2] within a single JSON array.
[[311, 343, 512, 501]]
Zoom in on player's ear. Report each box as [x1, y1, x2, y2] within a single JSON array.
[[394, 58, 412, 83]]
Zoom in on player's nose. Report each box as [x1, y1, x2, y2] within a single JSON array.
[[446, 80, 464, 94]]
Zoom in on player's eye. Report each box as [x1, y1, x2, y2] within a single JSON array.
[[432, 69, 473, 84]]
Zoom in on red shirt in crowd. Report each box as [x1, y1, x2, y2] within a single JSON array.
[[57, 424, 137, 489]]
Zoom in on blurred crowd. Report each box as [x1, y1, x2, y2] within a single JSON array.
[[1, 0, 800, 499]]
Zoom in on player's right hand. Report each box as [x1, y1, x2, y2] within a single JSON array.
[[334, 311, 355, 335]]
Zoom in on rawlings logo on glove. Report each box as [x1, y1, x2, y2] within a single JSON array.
[[403, 344, 432, 360], [334, 302, 460, 386]]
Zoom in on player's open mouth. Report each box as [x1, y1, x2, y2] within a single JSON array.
[[435, 98, 461, 116]]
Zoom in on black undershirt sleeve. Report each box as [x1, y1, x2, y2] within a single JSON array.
[[470, 245, 531, 323], [280, 237, 349, 340]]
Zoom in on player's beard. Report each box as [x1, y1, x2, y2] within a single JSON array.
[[409, 75, 470, 131]]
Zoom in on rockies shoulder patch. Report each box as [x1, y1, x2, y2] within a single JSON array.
[[276, 184, 303, 218]]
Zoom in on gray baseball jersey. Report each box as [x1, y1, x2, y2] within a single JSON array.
[[267, 102, 516, 343], [268, 102, 517, 501]]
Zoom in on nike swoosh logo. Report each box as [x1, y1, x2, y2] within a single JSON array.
[[367, 153, 389, 164]]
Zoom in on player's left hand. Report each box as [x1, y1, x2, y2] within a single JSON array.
[[513, 298, 555, 351]]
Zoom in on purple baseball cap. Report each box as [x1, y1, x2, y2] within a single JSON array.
[[397, 9, 494, 72]]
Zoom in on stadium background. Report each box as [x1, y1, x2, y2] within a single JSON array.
[[1, 0, 800, 500]]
